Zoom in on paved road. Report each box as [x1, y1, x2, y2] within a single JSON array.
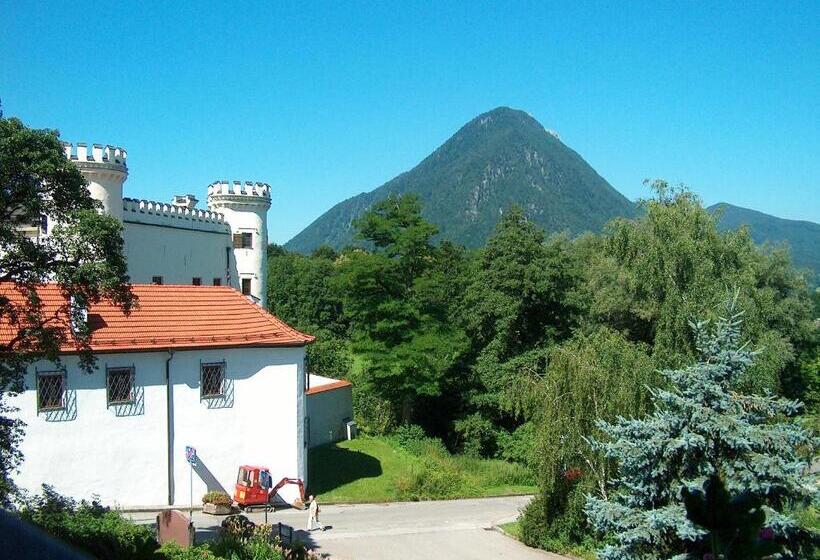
[[129, 495, 570, 559]]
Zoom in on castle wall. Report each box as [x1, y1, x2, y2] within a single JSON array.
[[122, 222, 237, 288], [121, 198, 239, 287]]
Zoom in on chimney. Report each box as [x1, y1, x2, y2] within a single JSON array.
[[172, 194, 199, 209]]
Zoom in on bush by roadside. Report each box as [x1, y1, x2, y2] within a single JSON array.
[[19, 485, 157, 560], [17, 486, 322, 560]]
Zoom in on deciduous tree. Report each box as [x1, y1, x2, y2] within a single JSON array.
[[0, 114, 134, 505]]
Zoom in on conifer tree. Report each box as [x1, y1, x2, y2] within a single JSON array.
[[585, 296, 817, 559]]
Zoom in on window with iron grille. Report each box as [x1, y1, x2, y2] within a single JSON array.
[[106, 367, 135, 406], [233, 232, 253, 249], [37, 372, 65, 412], [201, 362, 225, 399]]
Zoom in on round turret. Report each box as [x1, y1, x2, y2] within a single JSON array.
[[63, 142, 128, 221], [207, 181, 271, 306]]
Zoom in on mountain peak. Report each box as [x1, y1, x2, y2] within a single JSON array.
[[286, 109, 635, 253]]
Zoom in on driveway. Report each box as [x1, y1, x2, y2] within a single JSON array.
[[129, 495, 571, 559]]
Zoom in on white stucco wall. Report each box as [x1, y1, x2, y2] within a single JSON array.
[[122, 222, 238, 289], [9, 345, 306, 509], [306, 377, 353, 449]]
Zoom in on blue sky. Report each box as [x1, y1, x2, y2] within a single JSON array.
[[2, 2, 818, 243]]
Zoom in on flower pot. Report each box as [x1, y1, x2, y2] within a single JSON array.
[[203, 502, 232, 515]]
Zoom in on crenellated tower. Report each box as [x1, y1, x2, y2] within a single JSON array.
[[207, 181, 271, 306], [63, 142, 128, 221]]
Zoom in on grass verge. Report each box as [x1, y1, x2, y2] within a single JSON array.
[[308, 435, 535, 503]]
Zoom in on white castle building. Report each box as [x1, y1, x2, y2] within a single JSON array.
[[63, 142, 270, 306], [1, 141, 354, 509]]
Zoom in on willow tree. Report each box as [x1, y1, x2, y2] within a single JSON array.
[[517, 327, 657, 550]]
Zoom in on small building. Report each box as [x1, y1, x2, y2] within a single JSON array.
[[306, 375, 353, 448], [4, 284, 314, 509]]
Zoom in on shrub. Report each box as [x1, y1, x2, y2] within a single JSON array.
[[202, 491, 232, 507], [394, 455, 473, 501], [19, 485, 157, 560], [391, 424, 449, 457], [391, 424, 426, 447], [520, 487, 599, 557], [352, 387, 396, 435], [157, 543, 218, 560], [496, 422, 538, 468], [453, 413, 499, 458]]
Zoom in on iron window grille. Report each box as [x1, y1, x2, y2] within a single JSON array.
[[233, 232, 253, 249], [106, 366, 135, 406], [37, 371, 66, 413], [201, 361, 226, 399]]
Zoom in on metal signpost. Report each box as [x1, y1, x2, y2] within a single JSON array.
[[185, 446, 197, 518]]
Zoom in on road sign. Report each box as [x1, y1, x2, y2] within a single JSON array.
[[185, 446, 197, 466]]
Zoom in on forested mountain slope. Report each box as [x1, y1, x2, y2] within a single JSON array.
[[286, 107, 636, 252]]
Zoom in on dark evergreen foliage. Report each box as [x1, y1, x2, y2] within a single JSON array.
[[585, 300, 817, 559]]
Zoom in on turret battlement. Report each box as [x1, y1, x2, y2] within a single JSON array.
[[62, 142, 127, 168], [207, 181, 271, 200]]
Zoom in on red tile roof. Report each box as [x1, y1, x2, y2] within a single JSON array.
[[0, 283, 314, 353], [306, 379, 352, 395]]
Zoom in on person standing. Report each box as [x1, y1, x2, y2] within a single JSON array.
[[306, 495, 325, 531]]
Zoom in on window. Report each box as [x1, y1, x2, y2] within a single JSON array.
[[37, 372, 65, 412], [106, 367, 135, 406], [152, 276, 163, 285], [233, 232, 253, 249], [201, 362, 225, 399], [192, 277, 202, 286], [212, 278, 222, 286], [241, 278, 252, 296]]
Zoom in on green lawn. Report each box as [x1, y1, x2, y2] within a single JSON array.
[[498, 520, 522, 539], [307, 435, 535, 503]]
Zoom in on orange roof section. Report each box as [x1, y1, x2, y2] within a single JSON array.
[[0, 283, 314, 353], [306, 379, 352, 395]]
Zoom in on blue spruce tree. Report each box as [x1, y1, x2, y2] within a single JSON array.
[[585, 297, 817, 559]]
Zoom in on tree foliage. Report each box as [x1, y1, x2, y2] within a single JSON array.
[[0, 115, 134, 505], [264, 180, 818, 556], [585, 299, 817, 560], [518, 328, 657, 550], [334, 194, 468, 423]]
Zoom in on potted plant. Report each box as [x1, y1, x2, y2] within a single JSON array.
[[202, 491, 233, 515]]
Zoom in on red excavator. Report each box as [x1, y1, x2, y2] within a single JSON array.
[[233, 465, 306, 511]]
